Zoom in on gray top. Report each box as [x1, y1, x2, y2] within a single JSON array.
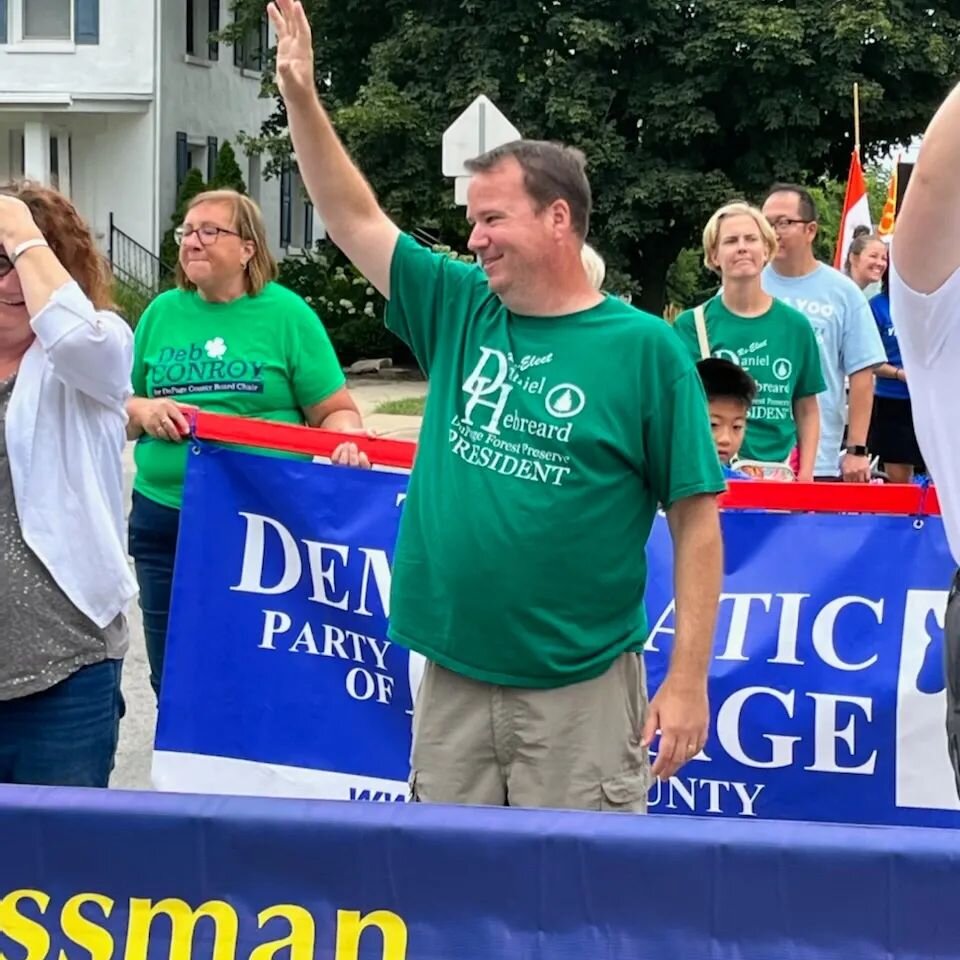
[[0, 374, 126, 701]]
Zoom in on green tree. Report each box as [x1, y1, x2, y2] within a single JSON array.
[[234, 0, 960, 312], [160, 167, 207, 273], [210, 140, 247, 194]]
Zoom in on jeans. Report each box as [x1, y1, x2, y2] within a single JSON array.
[[0, 659, 123, 786], [128, 491, 180, 699]]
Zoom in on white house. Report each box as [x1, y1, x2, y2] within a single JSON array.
[[0, 0, 317, 286]]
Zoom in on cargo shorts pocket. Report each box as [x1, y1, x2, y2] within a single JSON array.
[[600, 769, 649, 813]]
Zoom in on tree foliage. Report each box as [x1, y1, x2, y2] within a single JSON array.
[[159, 168, 207, 273], [210, 140, 247, 194], [234, 0, 960, 312]]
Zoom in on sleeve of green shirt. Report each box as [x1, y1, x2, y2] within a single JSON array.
[[131, 299, 156, 397], [287, 295, 347, 408], [795, 321, 827, 397], [671, 310, 701, 363], [644, 363, 727, 509], [385, 233, 487, 375]]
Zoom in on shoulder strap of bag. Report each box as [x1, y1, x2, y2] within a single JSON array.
[[693, 303, 710, 360]]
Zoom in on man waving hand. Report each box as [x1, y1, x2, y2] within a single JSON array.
[[267, 0, 726, 811]]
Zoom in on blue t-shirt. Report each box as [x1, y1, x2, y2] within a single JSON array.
[[870, 292, 909, 400], [762, 263, 886, 476]]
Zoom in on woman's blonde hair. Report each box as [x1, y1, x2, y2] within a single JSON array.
[[702, 201, 778, 275], [581, 242, 606, 290], [175, 189, 278, 295]]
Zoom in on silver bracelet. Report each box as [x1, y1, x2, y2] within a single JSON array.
[[10, 237, 49, 263]]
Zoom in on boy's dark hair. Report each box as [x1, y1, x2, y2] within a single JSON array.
[[696, 358, 757, 407], [763, 182, 818, 223]]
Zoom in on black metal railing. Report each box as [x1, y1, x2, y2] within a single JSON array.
[[108, 213, 173, 297]]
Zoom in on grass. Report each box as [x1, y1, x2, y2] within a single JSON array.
[[373, 396, 426, 416]]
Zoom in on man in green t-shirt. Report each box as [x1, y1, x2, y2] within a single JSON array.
[[270, 0, 726, 811]]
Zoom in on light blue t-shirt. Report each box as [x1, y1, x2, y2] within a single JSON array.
[[762, 263, 886, 476]]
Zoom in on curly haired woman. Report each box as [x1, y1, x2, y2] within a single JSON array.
[[0, 182, 136, 787]]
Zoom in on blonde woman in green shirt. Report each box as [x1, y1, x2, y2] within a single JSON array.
[[127, 189, 366, 697], [674, 201, 825, 481]]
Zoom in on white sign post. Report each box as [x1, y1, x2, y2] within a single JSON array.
[[442, 95, 521, 205]]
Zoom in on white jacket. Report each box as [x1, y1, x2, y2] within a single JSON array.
[[5, 281, 138, 628]]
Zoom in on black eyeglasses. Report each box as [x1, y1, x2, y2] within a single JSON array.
[[767, 217, 814, 231], [0, 252, 13, 278], [174, 223, 241, 246]]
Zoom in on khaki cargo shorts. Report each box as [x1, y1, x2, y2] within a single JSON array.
[[410, 652, 650, 812]]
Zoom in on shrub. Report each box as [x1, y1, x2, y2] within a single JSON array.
[[159, 168, 207, 277], [210, 141, 247, 194], [277, 240, 474, 366]]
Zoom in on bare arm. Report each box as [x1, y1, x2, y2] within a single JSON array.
[[302, 385, 363, 431], [793, 394, 820, 483], [893, 83, 960, 292], [876, 363, 906, 382], [268, 0, 399, 297], [841, 367, 875, 483], [642, 493, 722, 780], [304, 386, 372, 468], [0, 196, 132, 409]]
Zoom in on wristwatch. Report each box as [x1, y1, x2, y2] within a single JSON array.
[[844, 445, 869, 457]]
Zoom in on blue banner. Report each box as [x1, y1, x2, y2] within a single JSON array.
[[156, 443, 416, 800], [644, 510, 960, 828], [2, 785, 960, 960], [158, 445, 960, 828]]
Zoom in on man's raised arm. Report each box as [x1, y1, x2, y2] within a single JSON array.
[[893, 82, 960, 294], [268, 0, 399, 297]]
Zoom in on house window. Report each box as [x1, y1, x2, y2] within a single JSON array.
[[185, 0, 218, 59], [186, 142, 207, 178], [247, 152, 261, 203], [49, 134, 58, 188], [283, 168, 314, 250], [23, 0, 71, 40], [234, 12, 267, 72]]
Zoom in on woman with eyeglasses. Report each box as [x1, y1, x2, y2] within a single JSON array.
[[0, 182, 135, 786], [127, 189, 367, 699]]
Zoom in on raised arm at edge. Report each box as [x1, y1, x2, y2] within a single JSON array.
[[893, 83, 960, 293]]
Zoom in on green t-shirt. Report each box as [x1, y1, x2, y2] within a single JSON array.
[[674, 296, 826, 463], [132, 282, 345, 508], [385, 234, 725, 689]]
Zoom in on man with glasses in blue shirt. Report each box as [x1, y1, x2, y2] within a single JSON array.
[[761, 184, 885, 482]]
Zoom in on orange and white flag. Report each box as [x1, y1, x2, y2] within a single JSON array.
[[834, 149, 873, 270], [877, 162, 899, 240]]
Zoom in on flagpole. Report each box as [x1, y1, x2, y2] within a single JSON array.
[[853, 82, 861, 158]]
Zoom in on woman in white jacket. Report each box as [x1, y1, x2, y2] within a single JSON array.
[[0, 183, 136, 787]]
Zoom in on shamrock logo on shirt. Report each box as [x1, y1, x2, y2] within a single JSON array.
[[205, 337, 228, 359]]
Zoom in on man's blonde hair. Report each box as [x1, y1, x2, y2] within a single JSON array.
[[175, 189, 278, 295], [702, 201, 777, 275], [581, 242, 606, 290]]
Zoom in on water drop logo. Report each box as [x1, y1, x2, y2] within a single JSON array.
[[545, 383, 586, 419], [773, 358, 792, 381]]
